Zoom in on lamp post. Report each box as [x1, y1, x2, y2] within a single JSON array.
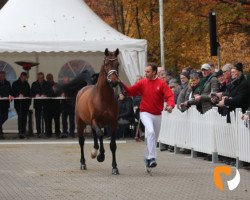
[[159, 0, 165, 68]]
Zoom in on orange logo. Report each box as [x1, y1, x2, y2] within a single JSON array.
[[214, 166, 240, 191]]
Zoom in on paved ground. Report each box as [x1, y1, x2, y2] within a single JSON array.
[[0, 138, 250, 200]]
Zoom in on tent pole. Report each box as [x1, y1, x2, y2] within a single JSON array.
[[35, 53, 39, 73], [159, 0, 165, 68]]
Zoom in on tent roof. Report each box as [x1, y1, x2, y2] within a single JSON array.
[[0, 0, 146, 53]]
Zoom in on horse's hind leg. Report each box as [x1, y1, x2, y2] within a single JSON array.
[[77, 120, 86, 170], [110, 126, 119, 175]]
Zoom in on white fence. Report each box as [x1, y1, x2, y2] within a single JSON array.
[[158, 106, 250, 163]]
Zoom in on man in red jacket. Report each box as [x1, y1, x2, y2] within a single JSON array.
[[120, 63, 175, 168]]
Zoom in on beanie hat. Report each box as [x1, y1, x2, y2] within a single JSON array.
[[233, 63, 243, 72], [215, 70, 223, 77]]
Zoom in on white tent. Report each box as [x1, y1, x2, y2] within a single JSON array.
[[0, 0, 147, 84]]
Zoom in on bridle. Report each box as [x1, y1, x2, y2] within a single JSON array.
[[103, 57, 119, 82]]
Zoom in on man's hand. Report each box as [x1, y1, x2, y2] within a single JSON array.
[[217, 99, 225, 107], [165, 105, 173, 113], [8, 95, 13, 102], [194, 94, 201, 102]]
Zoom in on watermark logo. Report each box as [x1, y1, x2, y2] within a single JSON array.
[[214, 166, 240, 191]]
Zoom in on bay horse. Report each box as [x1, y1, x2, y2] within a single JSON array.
[[75, 48, 120, 175]]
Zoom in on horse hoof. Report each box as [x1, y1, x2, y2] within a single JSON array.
[[91, 148, 98, 159], [97, 154, 105, 162], [112, 168, 119, 175], [80, 164, 87, 170]]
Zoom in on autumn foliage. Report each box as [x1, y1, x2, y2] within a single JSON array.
[[85, 0, 249, 74]]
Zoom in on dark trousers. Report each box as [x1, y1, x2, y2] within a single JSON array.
[[15, 104, 29, 136], [35, 106, 50, 136], [62, 106, 75, 135], [47, 109, 61, 136], [0, 106, 8, 134]]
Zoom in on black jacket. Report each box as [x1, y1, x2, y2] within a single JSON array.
[[12, 78, 31, 109], [224, 74, 250, 113], [30, 80, 53, 109], [0, 79, 11, 108]]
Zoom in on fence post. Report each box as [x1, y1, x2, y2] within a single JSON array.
[[174, 144, 180, 154], [212, 107, 218, 163], [191, 148, 197, 158]]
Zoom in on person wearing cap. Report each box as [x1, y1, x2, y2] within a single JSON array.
[[119, 62, 175, 169], [222, 63, 233, 85], [0, 71, 12, 139], [194, 63, 219, 114], [217, 63, 250, 122], [12, 72, 31, 139]]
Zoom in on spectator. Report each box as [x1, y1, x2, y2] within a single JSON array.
[[222, 63, 233, 85], [211, 70, 227, 116], [61, 76, 76, 138], [180, 72, 202, 113], [242, 105, 250, 128], [168, 79, 181, 104], [12, 72, 31, 139], [177, 72, 190, 111], [120, 62, 175, 169], [46, 73, 61, 138], [217, 63, 250, 122], [133, 75, 143, 108], [194, 63, 219, 114], [0, 71, 12, 139], [31, 72, 53, 138], [116, 93, 135, 139]]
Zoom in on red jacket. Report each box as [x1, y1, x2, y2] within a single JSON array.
[[122, 78, 175, 115]]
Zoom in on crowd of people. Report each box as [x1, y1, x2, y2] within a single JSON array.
[[0, 71, 76, 139], [0, 62, 249, 146], [157, 62, 250, 123]]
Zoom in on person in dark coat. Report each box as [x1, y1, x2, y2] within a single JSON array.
[[0, 71, 12, 139], [46, 73, 61, 138], [217, 63, 250, 122], [116, 93, 135, 139], [57, 72, 89, 138], [30, 72, 53, 137], [12, 72, 31, 139]]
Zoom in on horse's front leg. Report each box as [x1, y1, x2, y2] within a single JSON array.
[[77, 118, 86, 170], [79, 135, 86, 170], [91, 129, 99, 159], [110, 126, 119, 175], [92, 120, 105, 162], [97, 135, 105, 162]]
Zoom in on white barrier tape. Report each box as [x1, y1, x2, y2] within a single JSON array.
[[0, 140, 127, 145], [0, 97, 71, 100]]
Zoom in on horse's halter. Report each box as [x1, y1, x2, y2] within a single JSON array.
[[103, 57, 119, 83]]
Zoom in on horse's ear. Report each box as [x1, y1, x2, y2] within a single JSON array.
[[105, 48, 109, 56], [115, 48, 119, 57]]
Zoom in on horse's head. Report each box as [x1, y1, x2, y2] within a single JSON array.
[[103, 48, 119, 87]]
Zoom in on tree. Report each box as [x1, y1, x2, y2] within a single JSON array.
[[85, 0, 250, 73]]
